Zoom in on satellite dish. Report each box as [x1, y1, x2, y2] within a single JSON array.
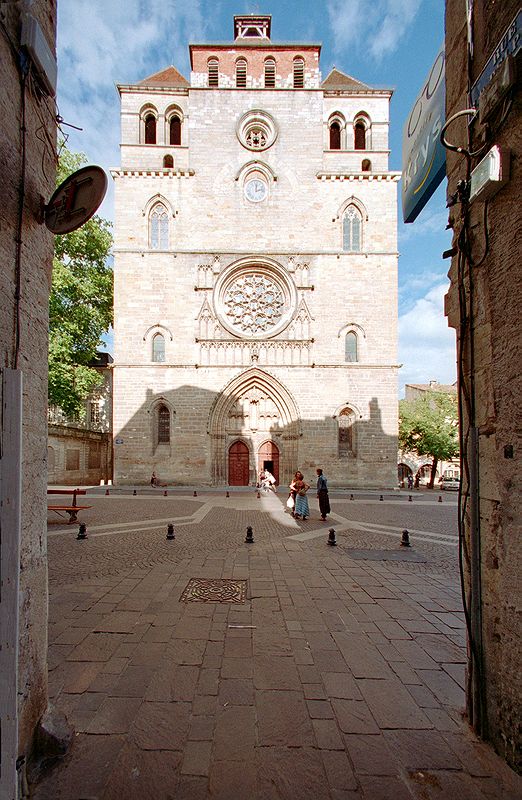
[[44, 165, 108, 234]]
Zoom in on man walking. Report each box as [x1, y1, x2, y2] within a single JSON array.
[[316, 468, 330, 521]]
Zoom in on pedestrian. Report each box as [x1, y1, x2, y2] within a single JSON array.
[[414, 473, 420, 490], [407, 473, 413, 490], [150, 471, 158, 487], [291, 473, 310, 520], [286, 470, 301, 514], [316, 468, 330, 520], [264, 469, 277, 492]]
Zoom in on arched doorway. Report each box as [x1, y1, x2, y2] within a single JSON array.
[[228, 441, 250, 486], [258, 441, 279, 485]]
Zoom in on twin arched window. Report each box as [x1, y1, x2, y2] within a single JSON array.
[[149, 203, 169, 249], [342, 206, 362, 252], [329, 121, 341, 150], [354, 116, 370, 150], [169, 115, 181, 145], [144, 113, 157, 144]]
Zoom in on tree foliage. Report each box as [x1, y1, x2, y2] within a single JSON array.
[[48, 144, 113, 417], [399, 391, 459, 487]]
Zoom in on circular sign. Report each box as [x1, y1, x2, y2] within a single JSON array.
[[45, 165, 108, 234]]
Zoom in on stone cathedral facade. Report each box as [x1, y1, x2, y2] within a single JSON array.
[[112, 15, 399, 487]]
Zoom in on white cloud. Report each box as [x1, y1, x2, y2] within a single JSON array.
[[399, 282, 457, 392], [57, 0, 204, 219], [327, 0, 422, 60]]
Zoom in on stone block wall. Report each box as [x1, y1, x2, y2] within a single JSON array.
[[0, 0, 56, 767], [444, 0, 521, 771]]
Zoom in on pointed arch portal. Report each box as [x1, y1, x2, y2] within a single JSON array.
[[208, 368, 300, 486]]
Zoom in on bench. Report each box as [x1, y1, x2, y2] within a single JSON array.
[[47, 489, 92, 524]]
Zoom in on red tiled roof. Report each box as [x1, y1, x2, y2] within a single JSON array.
[[321, 67, 370, 90], [138, 66, 189, 88]]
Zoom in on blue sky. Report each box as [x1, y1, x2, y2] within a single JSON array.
[[57, 0, 455, 393]]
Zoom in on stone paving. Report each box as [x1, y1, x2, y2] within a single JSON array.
[[34, 488, 521, 799]]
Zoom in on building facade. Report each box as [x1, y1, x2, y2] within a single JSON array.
[[0, 0, 56, 790], [48, 353, 113, 486], [444, 0, 521, 771], [112, 15, 399, 488]]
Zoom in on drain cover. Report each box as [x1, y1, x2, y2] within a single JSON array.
[[180, 578, 247, 604]]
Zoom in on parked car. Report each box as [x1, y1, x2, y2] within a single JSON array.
[[440, 476, 460, 491]]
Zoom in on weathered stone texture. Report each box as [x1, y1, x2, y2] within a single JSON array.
[[444, 0, 521, 771], [0, 0, 56, 762]]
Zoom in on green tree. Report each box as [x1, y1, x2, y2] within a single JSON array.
[[399, 391, 459, 488], [48, 144, 113, 418]]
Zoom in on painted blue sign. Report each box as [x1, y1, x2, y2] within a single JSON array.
[[470, 10, 521, 107], [402, 46, 446, 223]]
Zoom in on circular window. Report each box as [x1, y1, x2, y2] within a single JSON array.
[[214, 261, 296, 339], [237, 110, 278, 151]]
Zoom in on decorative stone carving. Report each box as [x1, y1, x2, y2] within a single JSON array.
[[223, 273, 284, 335]]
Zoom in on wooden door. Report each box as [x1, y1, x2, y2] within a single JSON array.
[[258, 441, 279, 485], [228, 441, 250, 486]]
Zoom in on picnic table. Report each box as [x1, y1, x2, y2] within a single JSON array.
[[47, 488, 92, 523]]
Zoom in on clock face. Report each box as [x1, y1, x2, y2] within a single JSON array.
[[244, 178, 267, 203]]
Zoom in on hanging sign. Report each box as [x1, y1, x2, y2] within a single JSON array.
[[402, 46, 446, 223], [44, 165, 108, 234]]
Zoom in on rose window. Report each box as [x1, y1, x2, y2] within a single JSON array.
[[245, 128, 267, 149], [237, 110, 277, 151], [223, 274, 284, 334]]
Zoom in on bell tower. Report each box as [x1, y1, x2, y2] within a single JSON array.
[[234, 14, 271, 40]]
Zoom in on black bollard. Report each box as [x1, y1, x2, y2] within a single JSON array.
[[226, 491, 230, 498], [245, 526, 254, 543], [133, 489, 137, 496], [193, 490, 197, 497], [350, 493, 354, 501], [164, 490, 168, 496], [166, 523, 175, 540], [400, 529, 411, 547], [379, 494, 383, 501], [256, 491, 261, 499], [105, 488, 110, 496], [408, 495, 412, 502], [77, 523, 88, 540], [327, 528, 337, 546], [438, 495, 442, 503]]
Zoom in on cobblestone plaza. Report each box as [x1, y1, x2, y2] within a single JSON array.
[[35, 490, 521, 799]]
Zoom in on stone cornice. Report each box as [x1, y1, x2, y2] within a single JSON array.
[[110, 168, 195, 178], [317, 171, 401, 182]]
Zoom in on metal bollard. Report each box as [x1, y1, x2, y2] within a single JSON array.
[[379, 494, 383, 501], [245, 526, 254, 543], [193, 490, 197, 497], [77, 523, 88, 540], [226, 491, 230, 498], [327, 528, 337, 546], [350, 493, 354, 501], [133, 489, 137, 496], [438, 495, 442, 503], [257, 491, 261, 499], [166, 523, 175, 540], [105, 488, 110, 496], [400, 529, 411, 547], [408, 495, 412, 502], [164, 490, 168, 496]]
